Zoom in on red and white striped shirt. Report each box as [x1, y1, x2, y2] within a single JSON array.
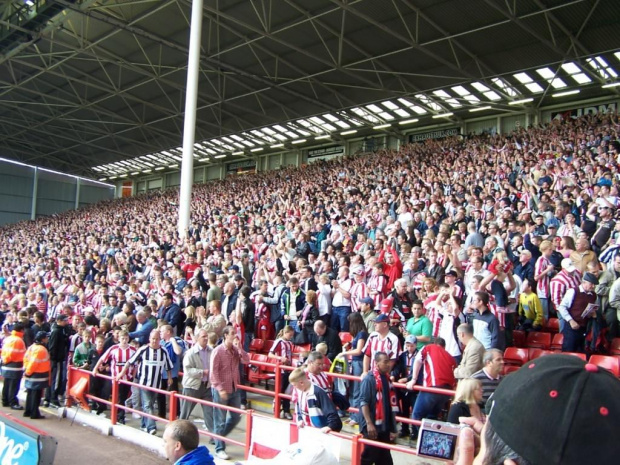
[[367, 275, 387, 307], [535, 256, 552, 299], [100, 344, 137, 380], [423, 295, 442, 338], [306, 369, 332, 396], [363, 332, 399, 371], [549, 270, 581, 310], [269, 338, 293, 365], [349, 282, 369, 313]]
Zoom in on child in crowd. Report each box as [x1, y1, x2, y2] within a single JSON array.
[[268, 325, 295, 419], [518, 278, 544, 331]]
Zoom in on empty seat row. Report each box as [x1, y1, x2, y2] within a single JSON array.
[[503, 347, 620, 377]]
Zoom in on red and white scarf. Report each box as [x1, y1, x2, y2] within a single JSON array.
[[373, 368, 399, 425]]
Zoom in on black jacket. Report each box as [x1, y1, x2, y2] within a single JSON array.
[[311, 327, 343, 361], [48, 323, 69, 362]]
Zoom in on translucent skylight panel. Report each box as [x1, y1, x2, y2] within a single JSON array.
[[432, 90, 462, 108], [322, 114, 338, 122], [472, 82, 491, 92], [297, 119, 311, 127], [285, 131, 299, 138], [241, 141, 254, 147], [230, 135, 243, 141], [536, 67, 555, 79], [483, 91, 502, 101], [351, 107, 379, 123], [549, 78, 567, 88], [394, 109, 410, 117], [451, 86, 469, 96], [525, 82, 544, 93], [262, 128, 276, 135], [308, 117, 326, 126], [571, 73, 592, 84], [274, 133, 287, 141], [587, 57, 618, 78], [378, 112, 395, 120], [206, 149, 216, 155], [491, 78, 519, 97], [463, 94, 481, 103], [273, 125, 288, 133], [514, 72, 533, 84], [221, 137, 236, 144], [382, 101, 399, 110], [397, 98, 415, 107], [335, 121, 350, 128], [296, 129, 312, 136], [411, 106, 427, 115], [366, 104, 383, 114], [322, 123, 337, 131], [562, 63, 581, 74], [147, 154, 158, 160], [416, 94, 442, 111], [597, 56, 610, 67]]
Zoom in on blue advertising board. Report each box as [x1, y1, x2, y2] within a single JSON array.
[[0, 412, 57, 465]]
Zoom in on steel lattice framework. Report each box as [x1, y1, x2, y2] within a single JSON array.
[[0, 0, 618, 177]]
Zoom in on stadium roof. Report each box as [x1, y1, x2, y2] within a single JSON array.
[[0, 0, 619, 178]]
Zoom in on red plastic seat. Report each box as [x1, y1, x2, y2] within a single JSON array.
[[528, 348, 553, 360], [247, 354, 277, 386], [512, 330, 526, 348], [610, 338, 620, 356], [503, 365, 521, 375], [262, 340, 275, 354], [339, 332, 353, 345], [589, 355, 620, 377], [250, 338, 264, 353], [504, 347, 529, 367], [550, 333, 564, 352], [526, 331, 551, 350], [544, 318, 559, 333], [293, 343, 311, 355], [563, 352, 587, 361]]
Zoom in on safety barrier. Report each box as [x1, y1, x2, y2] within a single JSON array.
[[65, 358, 457, 464], [66, 367, 254, 458], [245, 356, 456, 429]]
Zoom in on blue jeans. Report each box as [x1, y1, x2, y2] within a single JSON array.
[[330, 306, 351, 333], [240, 333, 253, 405], [540, 298, 549, 322], [287, 320, 299, 332], [140, 389, 158, 432], [212, 389, 241, 452], [350, 359, 363, 422], [562, 324, 586, 353], [411, 387, 452, 436]]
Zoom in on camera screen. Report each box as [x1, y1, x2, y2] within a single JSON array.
[[418, 429, 458, 459]]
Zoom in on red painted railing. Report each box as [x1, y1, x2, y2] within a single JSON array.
[[65, 357, 457, 463]]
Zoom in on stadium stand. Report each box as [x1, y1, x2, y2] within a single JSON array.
[[2, 112, 620, 461]]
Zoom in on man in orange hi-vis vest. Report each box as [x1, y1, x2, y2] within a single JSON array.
[[23, 331, 51, 419], [1, 322, 26, 409]]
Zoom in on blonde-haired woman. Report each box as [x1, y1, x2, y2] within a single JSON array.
[[447, 378, 485, 424]]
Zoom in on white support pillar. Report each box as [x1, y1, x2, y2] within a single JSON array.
[[31, 167, 38, 220], [75, 178, 80, 209], [178, 0, 204, 238]]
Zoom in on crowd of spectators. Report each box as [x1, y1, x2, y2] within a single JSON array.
[[2, 111, 620, 456]]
